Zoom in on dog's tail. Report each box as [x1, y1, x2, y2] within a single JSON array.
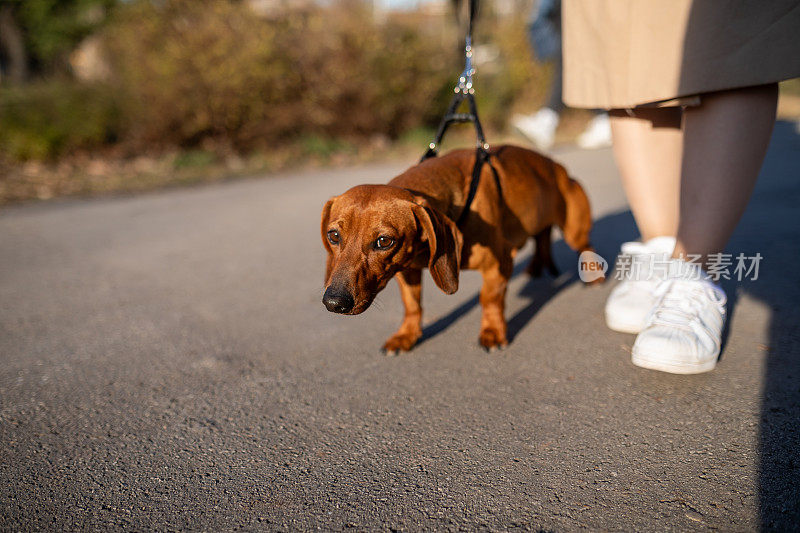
[[553, 163, 594, 254]]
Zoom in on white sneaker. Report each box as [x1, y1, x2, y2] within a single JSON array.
[[632, 260, 727, 374], [576, 113, 612, 149], [604, 236, 676, 333], [511, 108, 559, 150]]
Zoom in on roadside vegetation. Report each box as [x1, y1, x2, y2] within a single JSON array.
[[1, 0, 798, 205]]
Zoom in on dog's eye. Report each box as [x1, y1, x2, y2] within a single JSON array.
[[327, 230, 340, 245], [374, 236, 394, 250]]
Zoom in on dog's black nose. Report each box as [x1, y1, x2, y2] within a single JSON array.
[[323, 288, 355, 314]]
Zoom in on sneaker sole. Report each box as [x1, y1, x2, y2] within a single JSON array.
[[631, 346, 718, 375], [604, 313, 644, 334]]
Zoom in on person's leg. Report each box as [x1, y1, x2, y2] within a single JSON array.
[[604, 107, 682, 334], [512, 42, 563, 150], [544, 52, 565, 114], [608, 107, 683, 241], [674, 84, 778, 266], [512, 54, 561, 149], [631, 84, 778, 374]]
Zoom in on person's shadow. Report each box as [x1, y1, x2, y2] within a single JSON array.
[[732, 120, 800, 529]]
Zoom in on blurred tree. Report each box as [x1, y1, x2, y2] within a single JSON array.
[[0, 3, 28, 82], [0, 0, 114, 81]]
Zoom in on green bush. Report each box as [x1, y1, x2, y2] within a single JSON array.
[[0, 1, 553, 163], [102, 0, 457, 150], [0, 81, 120, 160]]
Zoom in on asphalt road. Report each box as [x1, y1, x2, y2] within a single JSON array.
[[2, 124, 799, 531]]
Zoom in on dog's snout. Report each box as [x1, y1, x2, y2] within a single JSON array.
[[323, 287, 355, 314]]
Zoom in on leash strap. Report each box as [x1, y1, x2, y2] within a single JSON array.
[[455, 146, 488, 227], [420, 0, 492, 228]]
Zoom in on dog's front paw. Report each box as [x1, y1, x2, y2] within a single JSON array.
[[479, 327, 508, 353], [382, 332, 420, 356]]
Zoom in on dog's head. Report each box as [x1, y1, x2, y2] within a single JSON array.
[[320, 184, 462, 315]]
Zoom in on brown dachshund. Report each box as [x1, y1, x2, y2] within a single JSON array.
[[320, 144, 599, 353]]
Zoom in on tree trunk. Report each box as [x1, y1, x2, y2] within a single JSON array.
[[0, 4, 29, 83]]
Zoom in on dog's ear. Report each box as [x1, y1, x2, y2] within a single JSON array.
[[412, 201, 463, 294], [321, 197, 336, 284]]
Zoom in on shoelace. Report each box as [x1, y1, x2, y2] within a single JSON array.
[[649, 278, 727, 334]]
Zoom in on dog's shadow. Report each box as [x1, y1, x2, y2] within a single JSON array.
[[416, 210, 640, 347]]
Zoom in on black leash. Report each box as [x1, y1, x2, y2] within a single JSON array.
[[420, 0, 495, 228]]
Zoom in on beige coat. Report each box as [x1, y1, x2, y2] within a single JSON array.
[[562, 0, 800, 109]]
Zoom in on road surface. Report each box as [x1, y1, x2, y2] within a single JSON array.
[[2, 124, 799, 530]]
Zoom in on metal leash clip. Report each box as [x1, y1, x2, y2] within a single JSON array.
[[421, 34, 488, 161], [455, 36, 475, 95], [419, 0, 496, 228]]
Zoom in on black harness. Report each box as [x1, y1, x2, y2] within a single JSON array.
[[419, 0, 497, 228]]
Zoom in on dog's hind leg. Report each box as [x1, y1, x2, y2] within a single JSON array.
[[383, 268, 423, 355], [526, 226, 559, 278]]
